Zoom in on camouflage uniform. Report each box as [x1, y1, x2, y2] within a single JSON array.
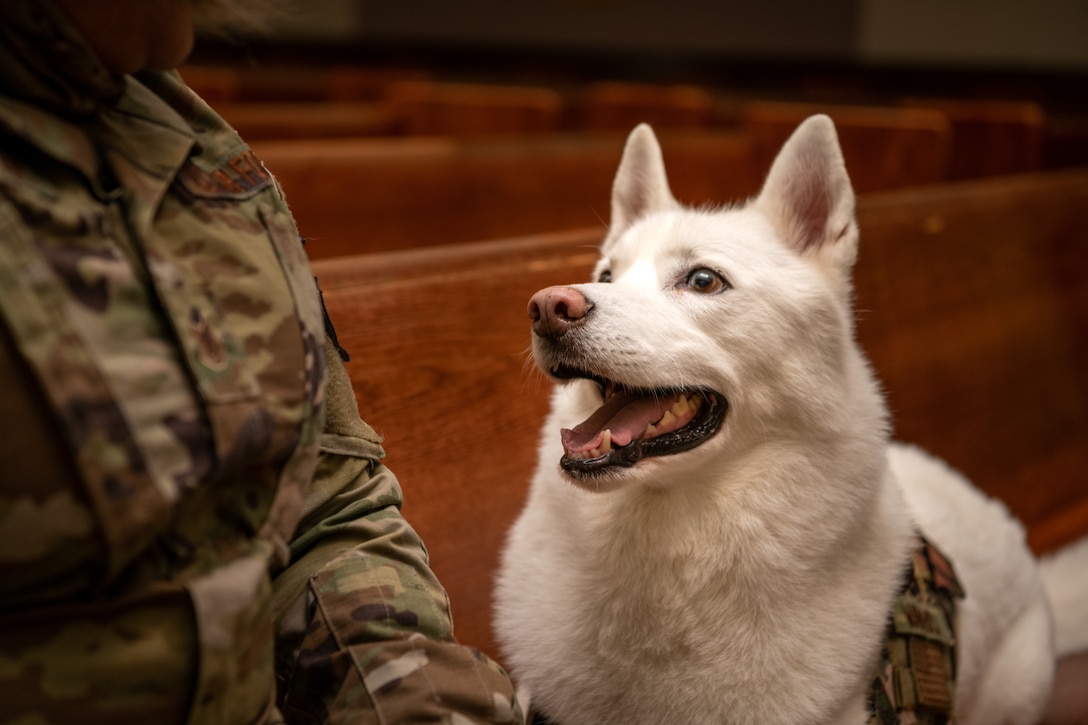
[[0, 2, 522, 723], [868, 536, 965, 725]]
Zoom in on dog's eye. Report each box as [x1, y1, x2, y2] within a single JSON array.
[[597, 270, 612, 283], [683, 268, 728, 294]]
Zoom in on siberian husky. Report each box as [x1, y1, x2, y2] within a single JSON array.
[[494, 116, 1088, 724]]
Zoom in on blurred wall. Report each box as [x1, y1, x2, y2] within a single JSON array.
[[859, 0, 1088, 69], [344, 0, 857, 60], [261, 0, 1088, 71]]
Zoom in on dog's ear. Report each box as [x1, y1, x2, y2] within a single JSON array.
[[609, 124, 678, 236], [755, 115, 858, 276]]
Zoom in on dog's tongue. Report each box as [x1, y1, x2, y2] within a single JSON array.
[[562, 390, 679, 454]]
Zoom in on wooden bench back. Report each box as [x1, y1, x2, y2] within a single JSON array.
[[853, 170, 1088, 554], [311, 169, 1088, 663], [577, 81, 718, 131], [383, 80, 566, 136], [898, 98, 1046, 179], [216, 101, 400, 140], [255, 131, 761, 257], [740, 101, 954, 192]]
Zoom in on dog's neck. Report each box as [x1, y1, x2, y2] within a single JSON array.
[[570, 441, 899, 579]]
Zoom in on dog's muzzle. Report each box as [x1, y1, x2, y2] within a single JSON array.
[[527, 286, 727, 479]]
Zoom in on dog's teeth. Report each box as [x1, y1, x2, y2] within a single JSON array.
[[673, 393, 698, 417], [642, 394, 705, 437], [673, 394, 704, 419], [674, 394, 689, 416], [581, 430, 613, 460]]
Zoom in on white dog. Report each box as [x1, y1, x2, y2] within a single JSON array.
[[494, 116, 1088, 724]]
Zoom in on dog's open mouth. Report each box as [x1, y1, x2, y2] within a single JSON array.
[[551, 365, 727, 475]]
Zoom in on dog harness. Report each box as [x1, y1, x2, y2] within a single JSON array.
[[868, 535, 965, 724]]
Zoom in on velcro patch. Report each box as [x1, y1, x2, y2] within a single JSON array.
[[177, 149, 271, 198]]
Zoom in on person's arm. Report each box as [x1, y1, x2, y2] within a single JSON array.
[[271, 336, 523, 724]]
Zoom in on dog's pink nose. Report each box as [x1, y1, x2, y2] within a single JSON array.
[[528, 286, 592, 338]]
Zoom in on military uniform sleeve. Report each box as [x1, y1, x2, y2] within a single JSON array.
[[271, 336, 523, 724]]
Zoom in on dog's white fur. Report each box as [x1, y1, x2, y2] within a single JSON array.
[[495, 116, 1083, 724]]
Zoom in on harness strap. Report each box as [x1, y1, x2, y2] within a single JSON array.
[[868, 534, 965, 724]]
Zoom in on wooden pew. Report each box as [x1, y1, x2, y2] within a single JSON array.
[[311, 169, 1088, 668], [254, 131, 762, 257], [179, 64, 336, 102], [577, 81, 718, 131], [216, 101, 399, 140], [740, 100, 954, 192], [1044, 112, 1088, 171], [179, 63, 433, 103], [383, 80, 565, 136], [899, 98, 1046, 179], [254, 110, 968, 260]]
